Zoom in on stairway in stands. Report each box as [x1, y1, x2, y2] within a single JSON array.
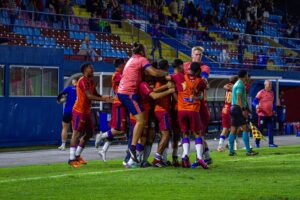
[[110, 20, 190, 62]]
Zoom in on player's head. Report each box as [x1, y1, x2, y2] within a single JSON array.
[[71, 78, 77, 86], [151, 60, 158, 69], [229, 75, 238, 84], [172, 58, 183, 73], [191, 46, 204, 62], [114, 58, 125, 71], [264, 80, 272, 91], [158, 59, 169, 71], [132, 42, 147, 57], [237, 69, 248, 82], [80, 63, 94, 77], [190, 62, 201, 76]]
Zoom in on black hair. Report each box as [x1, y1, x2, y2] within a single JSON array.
[[158, 59, 169, 70], [113, 58, 125, 68], [151, 60, 158, 68], [229, 75, 238, 84], [132, 42, 145, 55], [190, 62, 201, 74], [172, 58, 183, 68], [80, 63, 91, 73], [237, 69, 248, 78]]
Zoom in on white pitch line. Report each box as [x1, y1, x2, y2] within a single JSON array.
[[0, 168, 142, 184], [223, 152, 300, 162]]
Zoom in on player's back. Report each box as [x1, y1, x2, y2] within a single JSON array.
[[177, 75, 202, 112], [118, 55, 149, 95]]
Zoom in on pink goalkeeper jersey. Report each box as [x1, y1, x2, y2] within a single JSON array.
[[118, 54, 151, 95], [256, 89, 274, 116]]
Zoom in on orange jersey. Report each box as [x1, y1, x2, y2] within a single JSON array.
[[177, 75, 206, 112], [73, 76, 96, 114], [112, 71, 122, 105], [154, 81, 171, 112]]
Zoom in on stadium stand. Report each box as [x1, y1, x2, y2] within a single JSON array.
[[1, 0, 299, 70]]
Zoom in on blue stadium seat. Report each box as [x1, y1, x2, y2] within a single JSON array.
[[50, 38, 56, 46], [34, 28, 40, 36], [44, 37, 50, 46], [26, 36, 33, 44]]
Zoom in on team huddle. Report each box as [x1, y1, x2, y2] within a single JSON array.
[[59, 43, 263, 169]]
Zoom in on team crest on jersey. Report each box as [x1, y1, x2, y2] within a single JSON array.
[[182, 82, 187, 90]]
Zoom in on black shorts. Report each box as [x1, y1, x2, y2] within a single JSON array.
[[62, 112, 72, 123], [230, 105, 246, 127]]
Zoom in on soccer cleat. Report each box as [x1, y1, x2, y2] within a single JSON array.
[[229, 152, 237, 156], [204, 157, 213, 165], [125, 159, 139, 168], [246, 150, 259, 156], [128, 148, 139, 163], [58, 145, 66, 151], [98, 150, 107, 162], [191, 159, 208, 169], [68, 159, 81, 168], [140, 161, 152, 168], [162, 160, 172, 167], [181, 155, 191, 168], [95, 133, 102, 148], [76, 156, 87, 164], [152, 159, 165, 168], [269, 144, 278, 148], [217, 146, 224, 152]]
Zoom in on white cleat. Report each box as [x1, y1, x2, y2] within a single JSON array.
[[98, 150, 107, 162], [95, 133, 102, 148], [58, 145, 65, 151], [217, 146, 224, 152]]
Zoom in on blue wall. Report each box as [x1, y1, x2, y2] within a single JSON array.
[[0, 46, 64, 147]]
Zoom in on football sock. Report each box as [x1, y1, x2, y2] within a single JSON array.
[[195, 137, 203, 160], [182, 137, 190, 158]]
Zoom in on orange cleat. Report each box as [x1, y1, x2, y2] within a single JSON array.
[[76, 156, 87, 164], [68, 160, 81, 168]]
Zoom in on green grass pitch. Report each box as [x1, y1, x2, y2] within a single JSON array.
[[0, 145, 299, 200]]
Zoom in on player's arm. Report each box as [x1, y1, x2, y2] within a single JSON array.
[[85, 90, 112, 102], [57, 87, 69, 102], [237, 93, 244, 108], [223, 83, 233, 91], [149, 88, 175, 100], [92, 87, 113, 102], [153, 81, 174, 92], [165, 75, 172, 81], [145, 66, 169, 77], [172, 92, 178, 101], [253, 91, 262, 108]]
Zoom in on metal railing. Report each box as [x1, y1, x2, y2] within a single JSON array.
[[0, 7, 299, 70]]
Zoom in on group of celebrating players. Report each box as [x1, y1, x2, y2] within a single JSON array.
[[59, 42, 258, 169]]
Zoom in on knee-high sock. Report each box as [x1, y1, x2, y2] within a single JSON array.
[[219, 135, 226, 147], [229, 133, 236, 153], [182, 137, 190, 158], [195, 137, 203, 160], [242, 131, 251, 153], [69, 146, 76, 160], [75, 145, 84, 156]]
